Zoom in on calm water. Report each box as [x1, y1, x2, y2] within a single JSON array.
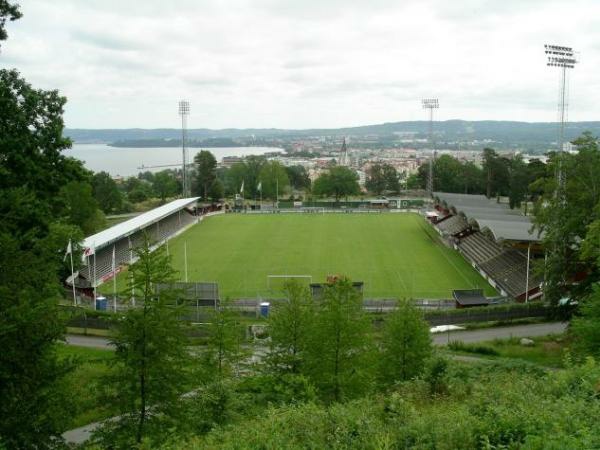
[[65, 144, 281, 176]]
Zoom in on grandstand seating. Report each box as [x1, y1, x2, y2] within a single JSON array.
[[457, 231, 541, 299], [83, 209, 197, 285], [436, 215, 468, 236]]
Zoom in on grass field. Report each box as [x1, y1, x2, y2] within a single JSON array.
[[106, 213, 496, 299]]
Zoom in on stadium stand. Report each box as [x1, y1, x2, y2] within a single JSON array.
[[78, 198, 200, 288], [452, 289, 490, 308], [436, 214, 468, 236], [434, 193, 543, 300]]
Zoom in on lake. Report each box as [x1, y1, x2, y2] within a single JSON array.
[[65, 144, 282, 176]]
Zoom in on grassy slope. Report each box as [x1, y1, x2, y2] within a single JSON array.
[[155, 213, 494, 299], [57, 344, 118, 429], [447, 334, 568, 368]]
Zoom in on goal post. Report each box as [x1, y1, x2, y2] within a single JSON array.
[[267, 274, 313, 291]]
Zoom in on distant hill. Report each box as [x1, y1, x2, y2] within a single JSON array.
[[65, 120, 600, 150]]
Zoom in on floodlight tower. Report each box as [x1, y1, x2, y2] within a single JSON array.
[[544, 44, 578, 190], [422, 98, 439, 196], [179, 100, 190, 197]]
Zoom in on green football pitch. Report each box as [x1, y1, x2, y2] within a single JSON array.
[[106, 213, 496, 299]]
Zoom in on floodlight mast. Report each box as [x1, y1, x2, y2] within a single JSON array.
[[178, 100, 190, 197], [544, 44, 578, 190], [422, 98, 439, 196]]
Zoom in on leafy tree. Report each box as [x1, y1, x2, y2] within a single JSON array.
[[312, 166, 360, 202], [258, 160, 290, 203], [244, 155, 267, 198], [125, 177, 153, 203], [92, 171, 123, 213], [508, 155, 529, 209], [0, 66, 93, 446], [462, 161, 485, 194], [366, 163, 399, 195], [153, 170, 180, 202], [203, 303, 243, 380], [405, 172, 423, 190], [571, 284, 600, 360], [414, 155, 484, 195], [285, 165, 311, 192], [0, 0, 21, 43], [304, 278, 372, 402], [223, 156, 266, 198], [97, 235, 189, 447], [533, 133, 600, 305], [378, 300, 432, 385], [208, 178, 224, 201], [59, 180, 106, 235], [267, 281, 314, 375], [482, 148, 510, 198], [193, 150, 217, 201]]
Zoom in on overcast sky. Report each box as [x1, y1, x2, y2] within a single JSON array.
[[1, 0, 598, 129]]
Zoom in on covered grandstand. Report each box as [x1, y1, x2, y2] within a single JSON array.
[[75, 197, 200, 291], [433, 193, 543, 301]]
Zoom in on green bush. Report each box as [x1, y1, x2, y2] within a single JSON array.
[[448, 340, 500, 356]]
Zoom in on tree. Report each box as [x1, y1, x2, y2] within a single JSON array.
[[571, 284, 600, 360], [125, 177, 153, 203], [378, 300, 432, 385], [508, 155, 528, 209], [267, 281, 314, 375], [153, 170, 179, 202], [203, 303, 243, 380], [285, 165, 311, 192], [366, 163, 399, 195], [193, 150, 217, 201], [304, 278, 372, 402], [0, 66, 92, 446], [312, 166, 360, 202], [0, 1, 21, 43], [258, 160, 290, 203], [92, 171, 123, 213], [59, 180, 106, 235], [533, 133, 600, 306], [482, 148, 510, 198], [98, 235, 189, 447]]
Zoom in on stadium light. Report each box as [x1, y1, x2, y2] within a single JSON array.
[[544, 44, 578, 190], [422, 98, 439, 196], [179, 100, 190, 198]]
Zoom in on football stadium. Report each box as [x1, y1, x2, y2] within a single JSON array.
[[74, 196, 542, 303]]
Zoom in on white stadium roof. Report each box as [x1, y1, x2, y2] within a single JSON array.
[[434, 192, 543, 242], [82, 197, 199, 254]]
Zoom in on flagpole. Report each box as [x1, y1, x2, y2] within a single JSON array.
[[184, 241, 188, 282], [129, 236, 135, 306], [69, 240, 76, 306], [112, 244, 117, 312], [93, 244, 97, 310]]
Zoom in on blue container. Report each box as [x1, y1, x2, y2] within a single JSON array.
[[259, 302, 270, 317], [96, 296, 108, 311]]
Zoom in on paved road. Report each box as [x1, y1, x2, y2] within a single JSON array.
[[432, 321, 567, 345], [65, 322, 568, 351], [64, 334, 113, 349]]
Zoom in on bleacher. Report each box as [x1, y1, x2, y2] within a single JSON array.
[[457, 231, 541, 299], [436, 215, 468, 236], [457, 232, 503, 264], [434, 193, 544, 301], [81, 199, 199, 286]]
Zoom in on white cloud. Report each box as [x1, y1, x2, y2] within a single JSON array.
[[0, 0, 598, 128]]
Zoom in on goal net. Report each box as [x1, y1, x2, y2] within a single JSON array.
[[267, 275, 313, 292]]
